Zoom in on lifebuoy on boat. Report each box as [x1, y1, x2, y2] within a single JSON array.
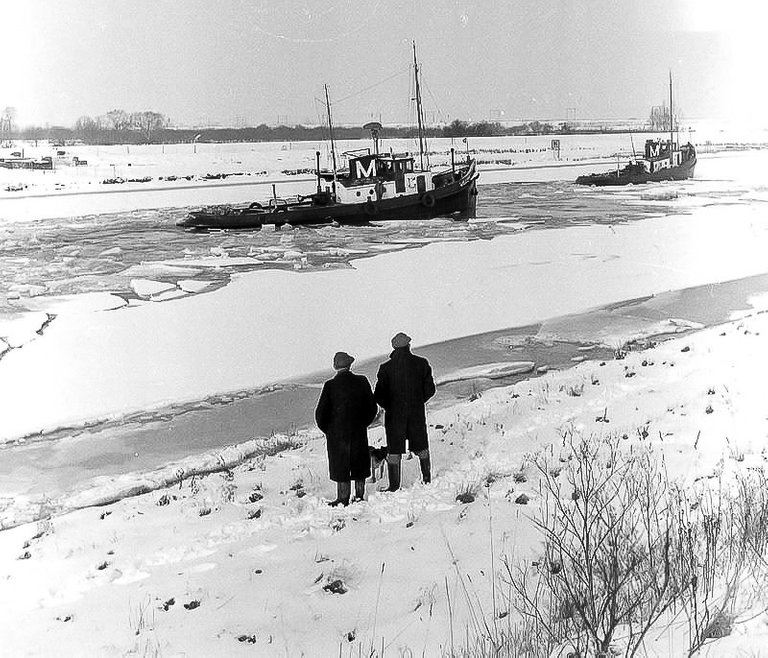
[[421, 191, 436, 208], [248, 201, 264, 210], [363, 199, 378, 217]]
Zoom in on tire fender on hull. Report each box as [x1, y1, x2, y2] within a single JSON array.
[[362, 199, 378, 217], [421, 192, 436, 208]]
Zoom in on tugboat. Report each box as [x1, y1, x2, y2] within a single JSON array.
[[575, 74, 696, 186], [178, 44, 478, 230]]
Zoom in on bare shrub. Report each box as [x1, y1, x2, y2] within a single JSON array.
[[504, 432, 685, 656], [456, 434, 768, 657], [673, 467, 768, 655]]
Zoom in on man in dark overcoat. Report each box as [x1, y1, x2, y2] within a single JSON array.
[[315, 351, 378, 506], [374, 332, 436, 491]]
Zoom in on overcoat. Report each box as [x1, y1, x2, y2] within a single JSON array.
[[315, 370, 378, 482], [374, 346, 436, 454]]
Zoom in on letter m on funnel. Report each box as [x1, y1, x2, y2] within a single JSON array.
[[355, 158, 377, 178]]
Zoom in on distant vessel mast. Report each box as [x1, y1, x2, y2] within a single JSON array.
[[412, 41, 427, 170], [668, 70, 674, 154], [324, 84, 338, 197]]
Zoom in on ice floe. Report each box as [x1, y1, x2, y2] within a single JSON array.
[[130, 278, 177, 297], [0, 311, 52, 348], [20, 291, 128, 315], [177, 279, 216, 294], [436, 361, 535, 385]]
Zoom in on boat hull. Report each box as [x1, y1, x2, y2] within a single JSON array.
[[178, 166, 479, 230], [575, 155, 696, 187]]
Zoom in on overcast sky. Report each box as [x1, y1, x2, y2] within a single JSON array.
[[3, 0, 766, 128]]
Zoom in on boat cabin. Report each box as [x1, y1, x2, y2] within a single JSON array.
[[643, 138, 688, 172], [321, 152, 436, 204]]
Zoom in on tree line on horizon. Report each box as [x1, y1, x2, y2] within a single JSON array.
[[5, 108, 663, 146]]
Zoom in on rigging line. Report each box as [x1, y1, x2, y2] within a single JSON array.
[[422, 79, 448, 125], [407, 65, 420, 154], [313, 98, 331, 141], [332, 68, 410, 106]]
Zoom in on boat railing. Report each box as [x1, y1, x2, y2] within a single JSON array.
[[267, 198, 289, 212], [341, 148, 370, 158]]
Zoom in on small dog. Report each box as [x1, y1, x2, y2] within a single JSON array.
[[368, 445, 388, 483]]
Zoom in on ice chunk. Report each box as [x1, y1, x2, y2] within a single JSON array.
[[0, 311, 51, 348], [161, 256, 263, 268], [98, 246, 123, 257], [122, 262, 201, 279], [151, 289, 187, 302], [436, 361, 535, 385], [178, 279, 216, 294], [131, 279, 177, 297], [666, 318, 705, 331], [21, 291, 127, 315]]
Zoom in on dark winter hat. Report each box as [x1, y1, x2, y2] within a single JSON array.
[[333, 351, 355, 370], [391, 332, 411, 349]]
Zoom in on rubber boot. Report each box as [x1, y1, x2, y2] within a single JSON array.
[[353, 479, 366, 502], [329, 481, 351, 507], [418, 451, 432, 484], [381, 456, 401, 492]]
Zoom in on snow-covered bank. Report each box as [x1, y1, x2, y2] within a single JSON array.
[[2, 307, 767, 656], [0, 433, 312, 531], [4, 271, 766, 511], [1, 127, 760, 221], [1, 198, 768, 442]]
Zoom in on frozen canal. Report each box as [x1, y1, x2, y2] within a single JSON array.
[[0, 148, 767, 444]]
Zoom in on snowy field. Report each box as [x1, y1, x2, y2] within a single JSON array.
[[1, 128, 768, 655], [2, 301, 768, 656], [1, 121, 765, 220]]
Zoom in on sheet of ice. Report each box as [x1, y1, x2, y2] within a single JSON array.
[[150, 288, 188, 302], [159, 256, 264, 268], [1, 201, 768, 441], [436, 361, 535, 385], [120, 262, 201, 279], [16, 291, 128, 316], [177, 279, 216, 294], [130, 278, 176, 297], [0, 311, 51, 348], [738, 291, 768, 317]]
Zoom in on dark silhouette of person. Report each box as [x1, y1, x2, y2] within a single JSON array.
[[374, 332, 436, 491], [315, 351, 378, 506]]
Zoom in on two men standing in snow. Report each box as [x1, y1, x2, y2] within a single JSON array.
[[314, 332, 436, 506]]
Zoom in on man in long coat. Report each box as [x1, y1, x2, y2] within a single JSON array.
[[315, 351, 378, 506], [374, 332, 436, 491]]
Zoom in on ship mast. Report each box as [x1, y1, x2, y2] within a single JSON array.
[[324, 84, 338, 197], [412, 41, 427, 170], [668, 70, 674, 154]]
